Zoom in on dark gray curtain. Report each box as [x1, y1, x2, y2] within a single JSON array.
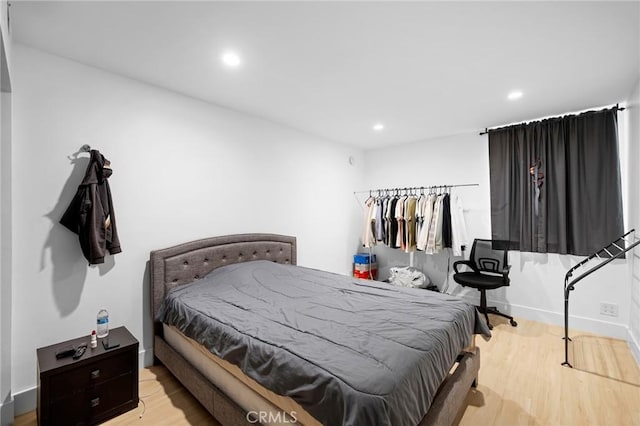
[[489, 107, 623, 256]]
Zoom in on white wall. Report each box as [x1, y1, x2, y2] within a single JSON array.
[[363, 129, 631, 339], [0, 0, 9, 71], [627, 78, 640, 364], [0, 91, 12, 426], [10, 44, 363, 412], [0, 4, 12, 423]]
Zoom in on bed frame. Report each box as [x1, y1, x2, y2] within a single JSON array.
[[150, 233, 480, 426]]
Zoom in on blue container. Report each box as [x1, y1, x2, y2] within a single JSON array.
[[353, 253, 376, 264]]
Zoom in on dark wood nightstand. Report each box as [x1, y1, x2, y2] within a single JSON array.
[[37, 326, 139, 426]]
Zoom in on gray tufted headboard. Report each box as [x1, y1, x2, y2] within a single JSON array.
[[150, 233, 297, 328]]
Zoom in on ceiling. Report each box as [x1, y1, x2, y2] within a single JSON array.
[[10, 1, 640, 149]]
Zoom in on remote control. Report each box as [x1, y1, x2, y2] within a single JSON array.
[[55, 346, 76, 359], [72, 344, 88, 360]]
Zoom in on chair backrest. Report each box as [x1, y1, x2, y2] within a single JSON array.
[[470, 239, 509, 274]]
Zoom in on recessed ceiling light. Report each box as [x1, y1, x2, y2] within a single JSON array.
[[373, 123, 385, 131], [508, 91, 523, 100], [221, 51, 242, 68]]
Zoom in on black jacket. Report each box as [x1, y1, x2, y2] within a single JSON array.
[[60, 150, 122, 264]]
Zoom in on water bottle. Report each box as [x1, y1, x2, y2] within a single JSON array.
[[97, 309, 109, 338]]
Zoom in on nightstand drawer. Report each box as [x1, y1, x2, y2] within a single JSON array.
[[49, 374, 135, 425], [49, 351, 132, 397], [47, 394, 89, 426], [88, 373, 136, 418]]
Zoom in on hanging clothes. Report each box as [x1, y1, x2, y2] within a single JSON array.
[[361, 195, 377, 248], [395, 194, 406, 250], [375, 197, 385, 242], [404, 195, 417, 253], [450, 195, 469, 256], [425, 194, 441, 254], [359, 187, 470, 258], [60, 149, 122, 265], [417, 194, 435, 251], [442, 193, 452, 249], [387, 196, 400, 248], [415, 193, 426, 238]]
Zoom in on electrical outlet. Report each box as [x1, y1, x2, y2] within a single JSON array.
[[600, 302, 619, 317]]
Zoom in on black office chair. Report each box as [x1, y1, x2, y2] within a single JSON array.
[[453, 239, 517, 330]]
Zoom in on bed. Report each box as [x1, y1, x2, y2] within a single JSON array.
[[150, 233, 490, 425]]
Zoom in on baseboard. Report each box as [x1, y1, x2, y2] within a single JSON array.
[[13, 348, 151, 417], [628, 329, 640, 368], [12, 386, 35, 416], [458, 294, 630, 340], [1, 394, 14, 426], [140, 347, 153, 368]]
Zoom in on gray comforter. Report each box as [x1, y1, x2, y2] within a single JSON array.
[[157, 260, 491, 426]]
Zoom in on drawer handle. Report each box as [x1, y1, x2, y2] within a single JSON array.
[[90, 397, 100, 408], [90, 369, 100, 379]]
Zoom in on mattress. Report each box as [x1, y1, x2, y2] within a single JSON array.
[[164, 324, 318, 425], [157, 260, 491, 426]]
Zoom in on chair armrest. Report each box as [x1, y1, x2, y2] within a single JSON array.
[[454, 260, 476, 273], [502, 265, 511, 279]]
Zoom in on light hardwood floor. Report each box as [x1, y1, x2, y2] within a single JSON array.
[[15, 317, 640, 426], [459, 317, 640, 426]]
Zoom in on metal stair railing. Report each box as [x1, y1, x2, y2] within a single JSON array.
[[562, 229, 640, 367]]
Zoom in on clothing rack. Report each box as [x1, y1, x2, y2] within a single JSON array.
[[353, 183, 479, 196], [355, 183, 478, 290], [562, 229, 640, 368]]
